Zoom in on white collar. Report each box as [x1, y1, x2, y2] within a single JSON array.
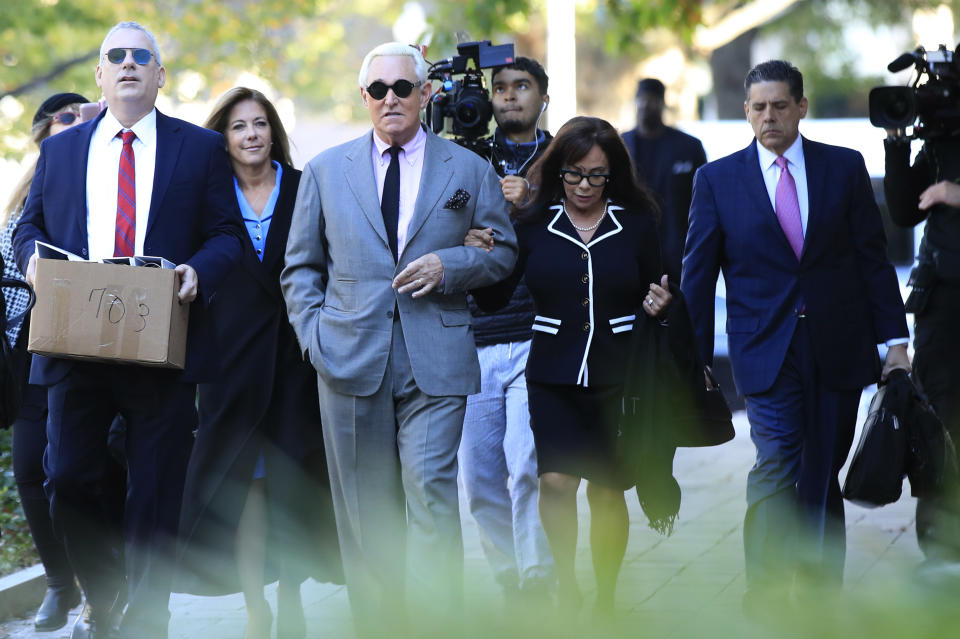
[[756, 133, 804, 171], [97, 108, 157, 148]]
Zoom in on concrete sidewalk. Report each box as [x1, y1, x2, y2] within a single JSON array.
[[0, 405, 943, 638]]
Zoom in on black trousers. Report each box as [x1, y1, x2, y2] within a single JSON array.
[[913, 280, 960, 559], [12, 382, 76, 590], [45, 362, 196, 638]]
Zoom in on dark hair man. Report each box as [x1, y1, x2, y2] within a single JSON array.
[[884, 111, 960, 563], [459, 56, 556, 602], [681, 60, 910, 615], [13, 21, 243, 639], [622, 78, 706, 281]]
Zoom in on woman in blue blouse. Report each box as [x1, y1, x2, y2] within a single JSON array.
[[178, 88, 341, 639], [474, 116, 671, 616]]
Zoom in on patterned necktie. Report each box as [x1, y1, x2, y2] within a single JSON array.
[[114, 130, 137, 257], [381, 146, 401, 262], [774, 155, 803, 259]]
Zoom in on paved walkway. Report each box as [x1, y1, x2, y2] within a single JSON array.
[[3, 402, 952, 638]]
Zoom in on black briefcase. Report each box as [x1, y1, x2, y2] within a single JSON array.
[[843, 371, 912, 507]]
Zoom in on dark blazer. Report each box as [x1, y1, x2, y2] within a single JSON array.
[[178, 166, 341, 594], [681, 137, 908, 396], [12, 109, 244, 385], [476, 202, 662, 387]]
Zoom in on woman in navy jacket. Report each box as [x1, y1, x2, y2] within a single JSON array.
[[177, 88, 341, 639], [474, 116, 670, 615]]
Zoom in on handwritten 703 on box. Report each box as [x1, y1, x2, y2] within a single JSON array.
[[28, 243, 189, 369]]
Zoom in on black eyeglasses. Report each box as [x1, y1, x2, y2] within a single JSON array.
[[104, 48, 154, 65], [366, 79, 422, 100], [560, 169, 610, 187], [52, 112, 79, 125]]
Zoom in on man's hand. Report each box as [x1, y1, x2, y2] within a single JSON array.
[[393, 253, 444, 298], [175, 263, 199, 303], [918, 180, 960, 210], [464, 227, 494, 252], [25, 253, 37, 288], [500, 176, 529, 206], [881, 343, 912, 381], [642, 274, 671, 319]]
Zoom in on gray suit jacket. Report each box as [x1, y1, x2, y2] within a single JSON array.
[[281, 130, 518, 397]]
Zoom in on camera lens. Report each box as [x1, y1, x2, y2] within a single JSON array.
[[456, 101, 481, 127]]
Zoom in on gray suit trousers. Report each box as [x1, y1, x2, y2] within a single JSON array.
[[317, 320, 465, 638]]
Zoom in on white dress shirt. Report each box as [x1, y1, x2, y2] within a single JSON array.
[[86, 108, 157, 260], [756, 134, 809, 235], [372, 126, 426, 260]]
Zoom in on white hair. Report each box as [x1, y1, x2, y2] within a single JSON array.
[[358, 42, 427, 88], [100, 21, 163, 67]]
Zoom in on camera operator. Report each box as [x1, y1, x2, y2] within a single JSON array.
[[885, 128, 960, 561], [459, 56, 556, 600], [485, 57, 553, 203]]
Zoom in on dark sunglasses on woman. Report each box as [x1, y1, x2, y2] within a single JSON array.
[[51, 112, 79, 125], [366, 79, 422, 100]]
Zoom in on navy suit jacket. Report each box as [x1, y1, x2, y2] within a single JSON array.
[[681, 137, 908, 396], [12, 109, 244, 385]]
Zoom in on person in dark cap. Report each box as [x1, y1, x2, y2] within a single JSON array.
[[2, 92, 92, 632], [622, 78, 706, 282]]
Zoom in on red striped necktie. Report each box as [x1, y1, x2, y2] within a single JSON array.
[[114, 130, 136, 257]]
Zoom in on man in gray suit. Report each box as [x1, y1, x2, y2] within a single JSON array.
[[281, 42, 517, 637]]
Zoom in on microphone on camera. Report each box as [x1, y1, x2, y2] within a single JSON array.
[[888, 52, 920, 73]]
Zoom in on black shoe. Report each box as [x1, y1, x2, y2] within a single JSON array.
[[34, 584, 82, 631], [70, 603, 117, 639]]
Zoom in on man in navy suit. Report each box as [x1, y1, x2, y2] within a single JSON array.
[[681, 60, 910, 611], [13, 21, 243, 639]]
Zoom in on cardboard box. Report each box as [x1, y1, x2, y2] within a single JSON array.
[[28, 259, 189, 369]]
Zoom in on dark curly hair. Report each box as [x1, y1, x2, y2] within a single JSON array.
[[518, 116, 658, 222]]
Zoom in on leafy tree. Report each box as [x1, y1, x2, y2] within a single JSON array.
[[0, 0, 400, 154]]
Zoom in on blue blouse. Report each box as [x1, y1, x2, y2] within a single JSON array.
[[235, 161, 282, 261]]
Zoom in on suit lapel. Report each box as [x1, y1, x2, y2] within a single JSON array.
[[240, 166, 295, 301], [344, 133, 390, 251], [741, 141, 798, 260], [800, 136, 823, 260], [146, 111, 183, 240], [73, 115, 103, 248], [260, 166, 296, 271], [401, 132, 453, 260]]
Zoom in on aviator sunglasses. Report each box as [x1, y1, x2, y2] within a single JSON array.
[[365, 79, 422, 100], [104, 47, 154, 65]]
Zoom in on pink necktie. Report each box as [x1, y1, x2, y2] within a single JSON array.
[[774, 156, 803, 259]]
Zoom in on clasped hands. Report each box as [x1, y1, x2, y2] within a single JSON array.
[[463, 227, 672, 318]]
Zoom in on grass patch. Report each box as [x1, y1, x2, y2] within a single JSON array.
[[0, 428, 39, 576]]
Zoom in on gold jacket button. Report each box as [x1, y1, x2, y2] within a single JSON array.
[[581, 298, 589, 307], [581, 274, 589, 283], [582, 322, 590, 332], [581, 251, 588, 260]]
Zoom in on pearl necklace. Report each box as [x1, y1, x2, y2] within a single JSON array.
[[565, 203, 606, 232]]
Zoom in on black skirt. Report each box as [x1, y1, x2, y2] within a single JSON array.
[[527, 381, 632, 489]]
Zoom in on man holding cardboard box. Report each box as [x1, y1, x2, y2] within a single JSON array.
[[13, 21, 243, 639]]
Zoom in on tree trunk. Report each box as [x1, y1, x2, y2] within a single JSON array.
[[709, 29, 756, 119]]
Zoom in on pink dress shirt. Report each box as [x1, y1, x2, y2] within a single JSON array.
[[372, 126, 427, 260]]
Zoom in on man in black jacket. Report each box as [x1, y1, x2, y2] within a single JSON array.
[[460, 56, 555, 600], [623, 78, 706, 282], [884, 130, 960, 561]]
